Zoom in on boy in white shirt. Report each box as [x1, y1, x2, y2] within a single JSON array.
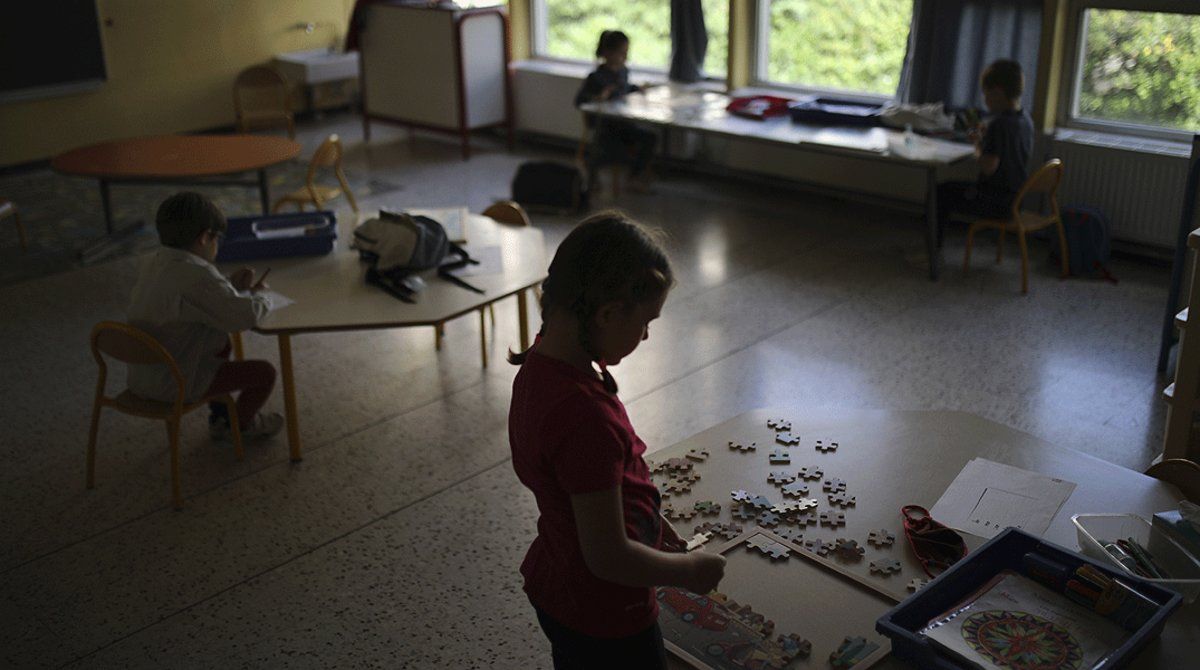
[[127, 192, 283, 440]]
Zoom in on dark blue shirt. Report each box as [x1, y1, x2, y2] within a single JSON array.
[[573, 66, 638, 108], [979, 109, 1034, 196]]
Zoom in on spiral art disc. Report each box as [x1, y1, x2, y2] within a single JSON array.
[[960, 610, 1083, 670]]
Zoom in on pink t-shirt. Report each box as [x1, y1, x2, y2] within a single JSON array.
[[509, 351, 664, 638]]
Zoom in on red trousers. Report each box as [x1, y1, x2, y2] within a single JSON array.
[[205, 341, 276, 426]]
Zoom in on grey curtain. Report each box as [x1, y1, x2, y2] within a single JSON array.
[[898, 0, 1043, 110], [670, 0, 708, 83]]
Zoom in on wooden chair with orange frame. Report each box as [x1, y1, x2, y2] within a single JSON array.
[[233, 65, 295, 139], [87, 321, 245, 510], [576, 114, 625, 199], [272, 134, 359, 214], [963, 158, 1069, 294], [1145, 458, 1200, 504]]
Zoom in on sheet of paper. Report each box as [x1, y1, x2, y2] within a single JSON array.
[[448, 245, 502, 277], [259, 290, 295, 310], [406, 207, 468, 243], [930, 458, 1077, 539]]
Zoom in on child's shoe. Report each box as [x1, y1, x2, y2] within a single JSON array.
[[209, 416, 232, 442], [242, 412, 285, 440]]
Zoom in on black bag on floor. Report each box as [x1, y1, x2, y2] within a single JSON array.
[[512, 161, 587, 212], [1053, 205, 1117, 283]]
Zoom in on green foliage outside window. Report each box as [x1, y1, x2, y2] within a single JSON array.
[[1077, 9, 1200, 133], [765, 0, 913, 96], [543, 0, 729, 78]]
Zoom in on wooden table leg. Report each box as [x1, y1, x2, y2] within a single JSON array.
[[517, 289, 530, 351], [479, 309, 488, 368], [257, 169, 270, 215], [99, 179, 114, 235], [231, 331, 245, 361], [925, 166, 942, 281], [278, 333, 302, 461]]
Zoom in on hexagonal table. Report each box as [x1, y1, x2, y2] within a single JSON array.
[[224, 213, 545, 461]]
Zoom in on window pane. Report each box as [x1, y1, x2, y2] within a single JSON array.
[[543, 1, 672, 70], [1076, 9, 1200, 133], [765, 0, 913, 96], [703, 0, 729, 78]]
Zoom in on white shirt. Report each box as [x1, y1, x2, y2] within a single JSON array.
[[126, 247, 270, 403]]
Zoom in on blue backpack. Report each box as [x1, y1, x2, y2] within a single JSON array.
[[1054, 205, 1117, 282]]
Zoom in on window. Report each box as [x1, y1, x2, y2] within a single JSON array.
[[1073, 8, 1200, 134], [536, 0, 728, 79], [758, 0, 913, 97]]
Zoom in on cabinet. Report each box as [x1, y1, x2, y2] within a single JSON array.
[[359, 2, 513, 159]]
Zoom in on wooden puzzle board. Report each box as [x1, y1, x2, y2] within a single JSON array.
[[661, 529, 893, 670]]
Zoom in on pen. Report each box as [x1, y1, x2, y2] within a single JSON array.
[[258, 267, 271, 285]]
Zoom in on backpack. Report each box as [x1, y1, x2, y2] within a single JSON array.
[[512, 161, 587, 213], [1053, 205, 1117, 283], [352, 211, 482, 302]]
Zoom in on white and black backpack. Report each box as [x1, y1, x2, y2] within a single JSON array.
[[352, 211, 481, 302]]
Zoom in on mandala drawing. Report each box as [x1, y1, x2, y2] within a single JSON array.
[[960, 610, 1083, 670]]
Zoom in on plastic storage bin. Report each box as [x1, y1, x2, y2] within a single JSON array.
[[788, 97, 883, 127], [215, 211, 337, 262], [1073, 513, 1200, 603], [877, 528, 1182, 670]]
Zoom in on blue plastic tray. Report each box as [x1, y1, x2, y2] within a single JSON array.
[[215, 211, 337, 262], [876, 528, 1182, 669]]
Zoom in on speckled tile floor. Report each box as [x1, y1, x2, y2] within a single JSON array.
[[0, 114, 1175, 668]]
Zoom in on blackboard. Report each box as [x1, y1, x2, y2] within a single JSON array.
[[0, 0, 107, 104]]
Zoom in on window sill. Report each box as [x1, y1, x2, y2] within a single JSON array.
[[1053, 127, 1193, 159], [513, 59, 727, 90]]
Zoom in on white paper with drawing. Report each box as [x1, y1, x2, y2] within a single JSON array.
[[930, 458, 1076, 539]]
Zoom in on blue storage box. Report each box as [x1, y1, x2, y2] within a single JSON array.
[[788, 97, 883, 127], [876, 528, 1182, 669], [215, 211, 337, 262]]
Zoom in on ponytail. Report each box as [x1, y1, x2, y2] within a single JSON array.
[[507, 211, 673, 395]]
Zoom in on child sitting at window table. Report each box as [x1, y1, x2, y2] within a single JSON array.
[[127, 192, 283, 441], [937, 59, 1034, 238], [508, 212, 726, 669], [574, 30, 659, 193]]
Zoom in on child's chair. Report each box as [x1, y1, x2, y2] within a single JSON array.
[[87, 321, 244, 510], [576, 114, 624, 199], [233, 65, 295, 139], [272, 134, 359, 214], [962, 159, 1069, 294], [1145, 458, 1200, 503], [0, 198, 26, 250]]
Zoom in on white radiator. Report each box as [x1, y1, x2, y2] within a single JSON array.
[[1050, 134, 1191, 249]]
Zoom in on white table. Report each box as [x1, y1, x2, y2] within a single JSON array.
[[222, 213, 545, 461], [581, 85, 975, 280], [650, 409, 1193, 669]]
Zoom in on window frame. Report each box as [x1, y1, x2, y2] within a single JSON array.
[[528, 0, 730, 81], [749, 0, 904, 104], [1059, 0, 1200, 142]]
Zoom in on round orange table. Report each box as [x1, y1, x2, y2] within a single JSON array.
[[52, 135, 302, 233]]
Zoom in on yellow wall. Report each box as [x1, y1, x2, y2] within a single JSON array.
[[0, 0, 356, 168], [509, 0, 530, 61]]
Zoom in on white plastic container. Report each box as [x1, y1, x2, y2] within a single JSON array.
[[1072, 513, 1200, 604]]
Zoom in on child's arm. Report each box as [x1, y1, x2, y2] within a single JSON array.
[[572, 487, 725, 593], [183, 269, 270, 333], [975, 122, 1002, 177]]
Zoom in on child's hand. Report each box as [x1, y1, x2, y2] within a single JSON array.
[[599, 84, 617, 101], [682, 552, 726, 594], [659, 519, 688, 553], [230, 267, 256, 291]]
